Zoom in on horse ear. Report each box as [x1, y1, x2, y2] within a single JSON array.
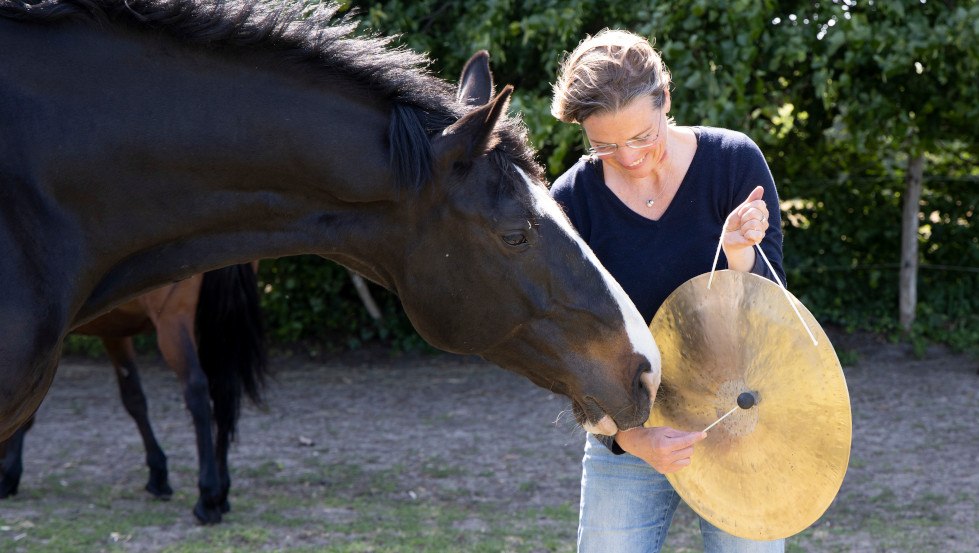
[[437, 85, 512, 163], [456, 50, 494, 107]]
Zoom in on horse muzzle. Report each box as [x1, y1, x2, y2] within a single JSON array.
[[577, 367, 660, 436]]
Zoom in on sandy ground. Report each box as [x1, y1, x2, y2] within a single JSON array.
[[1, 329, 977, 552]]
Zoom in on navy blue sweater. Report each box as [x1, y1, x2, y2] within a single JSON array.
[[550, 126, 785, 324], [550, 127, 786, 453]]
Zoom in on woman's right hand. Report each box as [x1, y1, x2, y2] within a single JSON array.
[[614, 426, 706, 474]]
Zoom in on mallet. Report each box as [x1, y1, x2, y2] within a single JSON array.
[[703, 392, 757, 433]]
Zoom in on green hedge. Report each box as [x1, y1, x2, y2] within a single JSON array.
[[67, 1, 979, 357], [782, 175, 979, 351], [257, 256, 429, 353], [254, 0, 977, 354], [257, 173, 977, 355]]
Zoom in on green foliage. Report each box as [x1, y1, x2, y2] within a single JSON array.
[[62, 335, 109, 358], [257, 256, 431, 353], [344, 0, 658, 173], [781, 173, 979, 348], [61, 331, 159, 357], [807, 0, 979, 155], [266, 0, 978, 354]]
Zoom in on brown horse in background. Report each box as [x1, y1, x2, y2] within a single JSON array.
[[0, 264, 267, 524]]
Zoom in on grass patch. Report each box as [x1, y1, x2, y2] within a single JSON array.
[[1, 490, 577, 553], [0, 460, 578, 552], [834, 347, 859, 367], [420, 459, 466, 479]]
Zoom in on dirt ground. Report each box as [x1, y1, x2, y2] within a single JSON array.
[[1, 329, 978, 552]]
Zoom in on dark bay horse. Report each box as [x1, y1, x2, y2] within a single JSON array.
[[0, 0, 660, 447], [0, 264, 267, 524]]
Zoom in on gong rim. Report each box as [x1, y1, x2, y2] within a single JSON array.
[[646, 270, 852, 540]]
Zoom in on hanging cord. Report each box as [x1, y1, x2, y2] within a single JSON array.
[[707, 233, 818, 347]]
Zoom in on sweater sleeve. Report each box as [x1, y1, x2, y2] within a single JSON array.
[[596, 434, 626, 455]]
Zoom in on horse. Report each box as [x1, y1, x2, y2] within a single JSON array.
[[0, 0, 660, 450], [0, 263, 268, 524]]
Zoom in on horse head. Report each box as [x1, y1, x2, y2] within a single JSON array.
[[392, 53, 661, 435], [0, 0, 659, 439]]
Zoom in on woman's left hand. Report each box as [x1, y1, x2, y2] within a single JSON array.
[[722, 185, 769, 271]]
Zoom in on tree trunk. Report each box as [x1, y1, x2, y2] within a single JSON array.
[[899, 154, 925, 332], [349, 270, 383, 323]]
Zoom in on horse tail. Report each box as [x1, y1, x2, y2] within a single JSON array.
[[196, 263, 269, 440]]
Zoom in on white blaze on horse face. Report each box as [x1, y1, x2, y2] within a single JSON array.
[[516, 168, 662, 401]]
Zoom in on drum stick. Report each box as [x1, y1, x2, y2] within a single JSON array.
[[703, 393, 758, 433], [703, 406, 738, 433]]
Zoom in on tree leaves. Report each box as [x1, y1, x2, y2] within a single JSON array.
[[271, 0, 978, 352]]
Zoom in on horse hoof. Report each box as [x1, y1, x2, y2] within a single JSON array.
[[193, 502, 223, 525], [146, 481, 173, 500], [0, 478, 20, 499]]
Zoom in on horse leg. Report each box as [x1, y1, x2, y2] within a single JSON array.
[[103, 336, 173, 499], [0, 321, 62, 444], [212, 392, 232, 514], [195, 264, 270, 517], [0, 316, 64, 493], [0, 417, 34, 498], [156, 319, 224, 524]]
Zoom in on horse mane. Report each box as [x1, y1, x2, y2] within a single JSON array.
[[0, 0, 545, 188]]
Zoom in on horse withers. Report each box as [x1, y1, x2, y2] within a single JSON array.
[[0, 0, 660, 447]]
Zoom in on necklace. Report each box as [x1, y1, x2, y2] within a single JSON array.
[[643, 128, 676, 207], [644, 179, 673, 207], [645, 189, 666, 208]]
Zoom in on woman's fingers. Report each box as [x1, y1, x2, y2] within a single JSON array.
[[739, 203, 768, 225], [661, 457, 692, 474], [726, 187, 770, 246]]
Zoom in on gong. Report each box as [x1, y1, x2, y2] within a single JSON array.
[[646, 270, 851, 540]]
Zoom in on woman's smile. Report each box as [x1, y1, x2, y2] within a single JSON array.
[[624, 153, 648, 169]]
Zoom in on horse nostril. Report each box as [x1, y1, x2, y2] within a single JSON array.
[[634, 359, 651, 393], [637, 359, 651, 375], [631, 360, 652, 413], [635, 359, 660, 422]]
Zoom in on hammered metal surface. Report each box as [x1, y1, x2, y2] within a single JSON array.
[[646, 270, 851, 540]]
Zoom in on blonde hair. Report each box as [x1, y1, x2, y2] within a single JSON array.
[[551, 29, 672, 124]]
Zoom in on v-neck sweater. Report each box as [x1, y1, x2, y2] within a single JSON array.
[[550, 126, 786, 325]]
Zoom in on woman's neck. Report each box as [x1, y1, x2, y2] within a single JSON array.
[[601, 126, 698, 219]]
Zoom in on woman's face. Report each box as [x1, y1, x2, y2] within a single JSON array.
[[581, 94, 670, 179]]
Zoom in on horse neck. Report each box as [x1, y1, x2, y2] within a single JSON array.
[[5, 22, 410, 323]]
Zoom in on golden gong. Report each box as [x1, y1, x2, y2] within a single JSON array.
[[646, 270, 851, 540]]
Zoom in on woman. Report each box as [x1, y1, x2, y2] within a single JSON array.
[[549, 30, 786, 552]]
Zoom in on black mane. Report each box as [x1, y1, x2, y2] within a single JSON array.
[[0, 0, 545, 186]]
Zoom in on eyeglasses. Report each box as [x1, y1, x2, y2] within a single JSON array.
[[586, 111, 664, 157]]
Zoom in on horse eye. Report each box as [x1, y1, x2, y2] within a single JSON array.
[[502, 232, 528, 247]]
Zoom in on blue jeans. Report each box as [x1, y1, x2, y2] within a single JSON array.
[[578, 434, 785, 553]]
